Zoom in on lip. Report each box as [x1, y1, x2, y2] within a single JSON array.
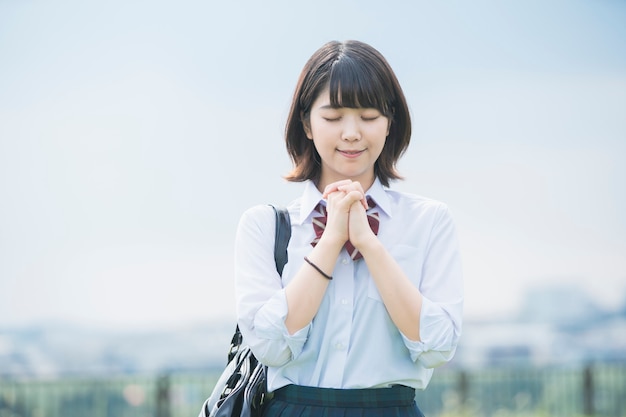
[[337, 149, 365, 159]]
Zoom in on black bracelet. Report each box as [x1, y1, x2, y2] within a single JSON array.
[[303, 256, 333, 280]]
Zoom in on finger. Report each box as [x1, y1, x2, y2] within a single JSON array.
[[337, 182, 363, 196], [343, 190, 366, 207], [322, 180, 353, 198], [331, 188, 363, 206], [326, 190, 363, 217], [347, 201, 371, 244], [325, 190, 347, 205], [349, 199, 368, 220], [337, 184, 367, 209]]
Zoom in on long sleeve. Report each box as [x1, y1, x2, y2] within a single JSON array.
[[234, 205, 309, 367], [402, 204, 464, 368]]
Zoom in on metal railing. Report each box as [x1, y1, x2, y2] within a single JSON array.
[[1, 363, 625, 417]]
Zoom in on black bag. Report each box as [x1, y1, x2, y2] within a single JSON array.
[[199, 205, 291, 417]]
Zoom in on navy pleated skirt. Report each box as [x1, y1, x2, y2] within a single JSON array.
[[262, 385, 425, 417]]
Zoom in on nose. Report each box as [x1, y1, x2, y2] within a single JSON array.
[[341, 115, 361, 141]]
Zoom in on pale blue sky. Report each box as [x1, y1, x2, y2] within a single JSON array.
[[1, 0, 625, 329]]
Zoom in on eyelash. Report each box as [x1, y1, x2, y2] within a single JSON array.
[[323, 115, 379, 122]]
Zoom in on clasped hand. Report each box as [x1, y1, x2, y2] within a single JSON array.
[[320, 180, 377, 252]]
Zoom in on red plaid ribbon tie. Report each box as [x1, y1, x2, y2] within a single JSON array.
[[311, 197, 380, 260]]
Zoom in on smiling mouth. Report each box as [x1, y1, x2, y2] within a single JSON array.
[[338, 149, 365, 158]]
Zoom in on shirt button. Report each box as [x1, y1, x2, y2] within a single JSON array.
[[341, 258, 349, 265], [335, 343, 345, 350], [341, 298, 349, 305]]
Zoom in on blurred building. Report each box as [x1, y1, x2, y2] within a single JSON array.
[[454, 284, 626, 369]]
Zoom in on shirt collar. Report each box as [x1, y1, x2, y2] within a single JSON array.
[[366, 177, 392, 218], [299, 181, 324, 224], [298, 178, 392, 224]]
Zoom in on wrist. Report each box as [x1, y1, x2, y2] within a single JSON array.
[[355, 235, 383, 258], [304, 256, 333, 280], [317, 232, 347, 252]]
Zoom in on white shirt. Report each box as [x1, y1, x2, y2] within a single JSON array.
[[234, 178, 463, 391]]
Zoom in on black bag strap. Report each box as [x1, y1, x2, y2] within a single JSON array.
[[229, 205, 291, 362], [271, 205, 291, 276]]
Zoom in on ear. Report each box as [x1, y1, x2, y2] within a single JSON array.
[[301, 111, 313, 139]]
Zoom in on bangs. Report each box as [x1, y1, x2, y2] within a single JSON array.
[[327, 56, 394, 117]]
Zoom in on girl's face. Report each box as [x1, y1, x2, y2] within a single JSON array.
[[304, 89, 390, 191]]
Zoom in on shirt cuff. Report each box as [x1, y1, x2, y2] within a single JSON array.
[[401, 296, 459, 368], [254, 288, 310, 360]]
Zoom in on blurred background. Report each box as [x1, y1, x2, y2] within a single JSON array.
[[1, 0, 625, 416]]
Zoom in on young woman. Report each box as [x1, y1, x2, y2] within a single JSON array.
[[234, 40, 463, 417]]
